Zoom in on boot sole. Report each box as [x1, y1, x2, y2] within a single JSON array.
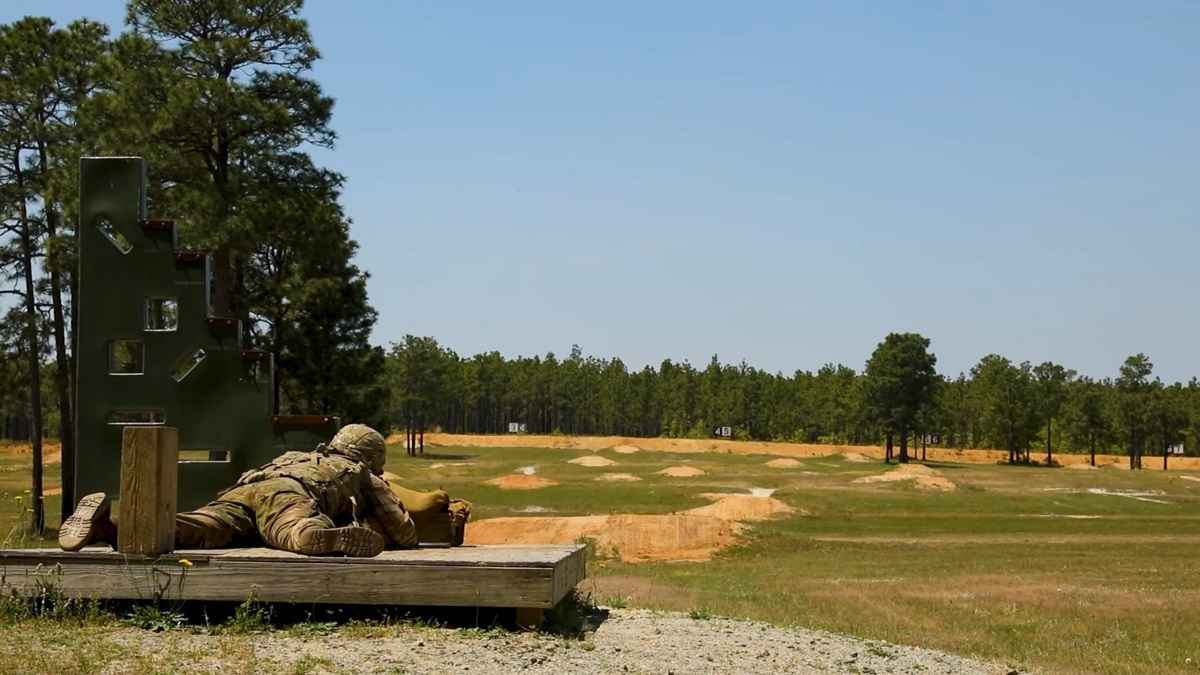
[[296, 526, 384, 557], [58, 492, 110, 552]]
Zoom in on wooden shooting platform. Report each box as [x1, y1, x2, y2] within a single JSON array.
[[0, 426, 587, 628], [0, 543, 587, 628]]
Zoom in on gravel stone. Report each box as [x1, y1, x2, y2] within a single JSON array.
[[96, 608, 1035, 674]]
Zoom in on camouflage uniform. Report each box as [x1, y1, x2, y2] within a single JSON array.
[[365, 483, 471, 547], [59, 424, 418, 557]]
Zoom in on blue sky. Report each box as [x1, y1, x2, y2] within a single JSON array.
[[8, 2, 1200, 382]]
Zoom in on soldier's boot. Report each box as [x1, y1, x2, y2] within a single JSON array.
[[295, 524, 385, 557], [59, 492, 118, 551]]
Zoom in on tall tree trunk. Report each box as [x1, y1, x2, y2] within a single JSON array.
[[885, 431, 893, 462], [898, 421, 909, 463], [1045, 415, 1053, 465], [1089, 433, 1096, 467], [18, 196, 46, 535], [38, 143, 75, 519]]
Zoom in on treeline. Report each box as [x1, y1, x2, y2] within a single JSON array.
[[387, 334, 1199, 469], [0, 2, 387, 532], [3, 3, 1195, 535]]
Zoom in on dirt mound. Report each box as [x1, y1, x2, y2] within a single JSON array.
[[853, 464, 956, 491], [1179, 475, 1200, 482], [463, 514, 744, 562], [656, 466, 705, 477], [381, 471, 402, 482], [684, 494, 795, 520], [1066, 463, 1099, 471], [596, 473, 642, 482], [484, 473, 558, 489], [612, 445, 641, 454], [421, 433, 1200, 470], [765, 458, 804, 468], [1104, 462, 1131, 470], [0, 442, 64, 457], [568, 455, 617, 467], [464, 490, 800, 562], [894, 464, 936, 476]]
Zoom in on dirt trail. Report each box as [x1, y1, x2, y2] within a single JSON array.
[[420, 433, 1200, 470]]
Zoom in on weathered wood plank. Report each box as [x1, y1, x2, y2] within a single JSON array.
[[0, 544, 587, 608], [0, 544, 583, 567], [552, 543, 588, 603], [0, 558, 556, 607], [118, 426, 178, 556]]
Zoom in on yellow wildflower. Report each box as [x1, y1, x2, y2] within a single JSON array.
[[178, 559, 193, 567], [23, 489, 30, 494], [15, 496, 21, 501]]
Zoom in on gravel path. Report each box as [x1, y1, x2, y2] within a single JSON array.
[[97, 608, 1032, 675]]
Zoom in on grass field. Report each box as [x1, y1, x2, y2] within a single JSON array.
[[2, 440, 1199, 674]]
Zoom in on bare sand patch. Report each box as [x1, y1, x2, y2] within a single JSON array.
[[852, 464, 957, 491], [612, 445, 641, 454], [841, 452, 873, 463], [568, 455, 617, 467], [484, 473, 558, 489], [1179, 476, 1200, 483], [596, 473, 642, 482], [381, 471, 402, 482], [464, 514, 745, 562], [1103, 462, 1131, 470], [1066, 463, 1098, 470], [656, 466, 705, 477], [765, 458, 804, 468]]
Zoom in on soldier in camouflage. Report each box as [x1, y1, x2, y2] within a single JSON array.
[[59, 424, 418, 557]]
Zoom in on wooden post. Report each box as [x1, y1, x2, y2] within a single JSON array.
[[514, 607, 544, 630], [117, 425, 178, 555]]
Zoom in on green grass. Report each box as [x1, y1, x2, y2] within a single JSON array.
[[393, 443, 1200, 675], [0, 452, 64, 548], [3, 443, 1200, 674]]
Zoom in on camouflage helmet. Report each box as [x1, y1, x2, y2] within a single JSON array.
[[326, 424, 387, 474]]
